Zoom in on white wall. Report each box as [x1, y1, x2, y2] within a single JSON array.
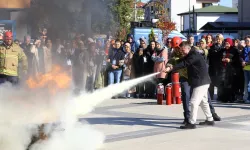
[[170, 0, 218, 31], [10, 11, 28, 41], [238, 0, 250, 37], [232, 0, 238, 8], [196, 13, 238, 30]]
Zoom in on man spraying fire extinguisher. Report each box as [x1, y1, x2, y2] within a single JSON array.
[[164, 41, 215, 129], [0, 31, 28, 85]]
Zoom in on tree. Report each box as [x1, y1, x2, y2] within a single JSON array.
[[148, 28, 155, 43], [112, 0, 134, 40], [154, 0, 176, 36]]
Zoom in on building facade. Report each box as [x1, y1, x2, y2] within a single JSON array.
[[232, 0, 238, 8], [143, 0, 220, 31], [0, 0, 31, 40], [238, 0, 250, 37]]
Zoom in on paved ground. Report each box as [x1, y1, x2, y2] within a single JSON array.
[[81, 98, 250, 150]]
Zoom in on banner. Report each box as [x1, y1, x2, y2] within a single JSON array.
[[0, 0, 30, 9]]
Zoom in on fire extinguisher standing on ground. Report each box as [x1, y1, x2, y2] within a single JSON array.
[[165, 83, 172, 105], [171, 73, 182, 104], [157, 83, 164, 105]]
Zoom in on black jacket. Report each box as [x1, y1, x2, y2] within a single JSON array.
[[108, 48, 125, 70], [172, 49, 211, 88], [208, 43, 224, 77]]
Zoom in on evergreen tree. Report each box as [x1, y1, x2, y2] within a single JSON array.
[[149, 28, 155, 43], [112, 0, 134, 40]]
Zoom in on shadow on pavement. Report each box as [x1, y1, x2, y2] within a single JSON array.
[[79, 117, 181, 129], [212, 103, 250, 110]]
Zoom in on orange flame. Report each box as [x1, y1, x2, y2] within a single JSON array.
[[26, 66, 71, 94]]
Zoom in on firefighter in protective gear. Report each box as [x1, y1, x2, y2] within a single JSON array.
[[0, 31, 28, 84]]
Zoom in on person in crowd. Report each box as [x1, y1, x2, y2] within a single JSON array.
[[206, 34, 214, 49], [39, 28, 48, 45], [94, 39, 107, 89], [187, 35, 195, 47], [234, 39, 240, 48], [30, 38, 45, 74], [133, 39, 149, 98], [30, 38, 52, 74], [86, 42, 98, 92], [107, 40, 125, 98], [164, 41, 214, 129], [217, 38, 240, 102], [165, 38, 173, 59], [241, 35, 250, 103], [232, 39, 245, 102], [144, 41, 156, 98], [0, 31, 27, 85], [208, 33, 224, 100], [70, 41, 87, 92], [14, 39, 20, 45], [43, 39, 53, 73], [21, 35, 34, 77], [52, 38, 66, 66], [194, 39, 208, 61], [105, 40, 111, 56], [196, 39, 221, 120], [240, 40, 246, 48], [126, 34, 136, 52], [152, 42, 168, 84], [123, 42, 135, 98]]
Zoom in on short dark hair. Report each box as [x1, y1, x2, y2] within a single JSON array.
[[244, 35, 250, 40], [187, 34, 194, 38], [179, 41, 191, 48], [115, 39, 121, 43]]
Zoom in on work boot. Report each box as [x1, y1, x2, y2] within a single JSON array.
[[212, 113, 221, 121], [180, 123, 196, 129], [199, 120, 215, 126], [182, 118, 189, 124]]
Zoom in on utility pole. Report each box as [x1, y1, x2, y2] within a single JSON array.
[[134, 0, 137, 21]]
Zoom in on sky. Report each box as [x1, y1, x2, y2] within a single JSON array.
[[141, 0, 233, 7]]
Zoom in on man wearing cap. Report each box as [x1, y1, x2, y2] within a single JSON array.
[[0, 31, 28, 85]]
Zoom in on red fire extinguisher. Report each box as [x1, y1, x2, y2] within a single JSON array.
[[172, 73, 182, 104], [165, 83, 172, 105], [157, 83, 164, 105]]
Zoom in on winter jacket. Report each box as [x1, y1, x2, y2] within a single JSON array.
[[241, 46, 250, 71], [172, 49, 211, 88], [220, 47, 239, 88], [124, 52, 135, 78], [108, 48, 125, 71], [144, 46, 155, 74], [0, 43, 28, 76], [208, 43, 224, 78], [152, 49, 168, 79]]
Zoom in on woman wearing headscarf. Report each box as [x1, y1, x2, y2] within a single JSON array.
[[152, 42, 168, 84], [218, 38, 240, 102], [123, 42, 135, 98]]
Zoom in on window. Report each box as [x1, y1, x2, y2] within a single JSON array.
[[150, 6, 154, 14], [202, 3, 212, 7]]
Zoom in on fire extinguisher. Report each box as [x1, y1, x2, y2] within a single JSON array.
[[172, 73, 182, 104], [157, 83, 164, 105], [165, 83, 172, 105]]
